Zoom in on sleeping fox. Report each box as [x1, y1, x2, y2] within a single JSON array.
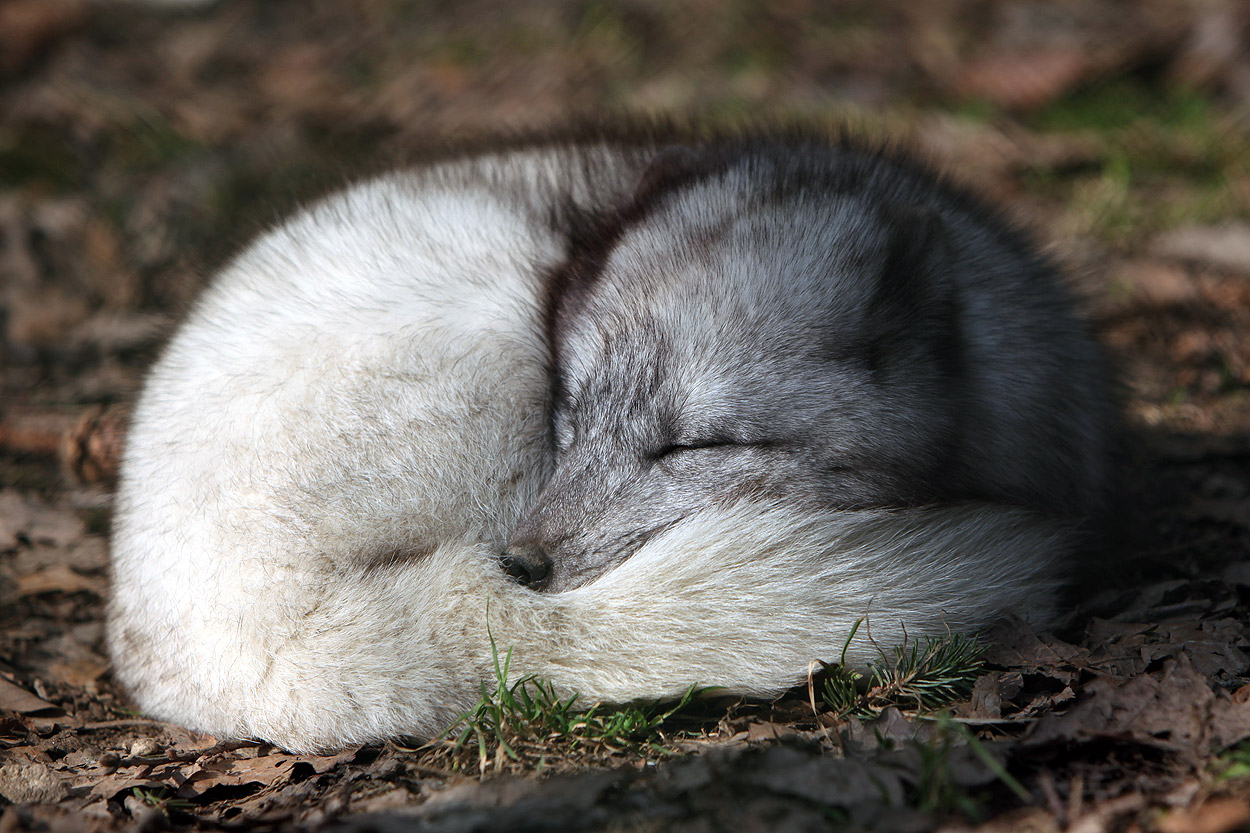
[[107, 128, 1115, 752]]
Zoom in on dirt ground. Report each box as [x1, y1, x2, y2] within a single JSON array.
[[3, 0, 1250, 830]]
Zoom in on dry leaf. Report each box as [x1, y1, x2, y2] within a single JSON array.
[[1158, 797, 1250, 833], [984, 618, 1091, 673], [965, 675, 1004, 719], [0, 0, 87, 74], [17, 564, 99, 597], [1209, 688, 1250, 750], [955, 50, 1090, 110], [0, 493, 85, 550], [61, 406, 129, 486], [1026, 655, 1214, 760], [0, 761, 70, 804], [1154, 224, 1250, 275], [179, 748, 357, 797], [46, 659, 108, 688], [744, 721, 794, 742], [87, 770, 182, 803], [0, 678, 62, 716], [1121, 263, 1200, 306]]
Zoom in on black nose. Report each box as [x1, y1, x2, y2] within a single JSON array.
[[500, 544, 552, 588]]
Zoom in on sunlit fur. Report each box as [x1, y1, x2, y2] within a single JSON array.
[[108, 135, 1089, 753]]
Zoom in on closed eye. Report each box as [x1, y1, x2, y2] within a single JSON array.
[[656, 440, 731, 457], [651, 438, 769, 460]]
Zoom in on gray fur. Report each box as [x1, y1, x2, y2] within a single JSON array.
[[510, 140, 1116, 591]]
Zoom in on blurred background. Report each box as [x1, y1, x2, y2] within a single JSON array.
[[1, 0, 1249, 479]]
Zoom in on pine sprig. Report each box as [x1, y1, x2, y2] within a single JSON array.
[[822, 630, 985, 719]]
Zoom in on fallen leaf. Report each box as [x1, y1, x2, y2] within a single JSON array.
[[0, 0, 87, 74], [1153, 223, 1250, 275], [1158, 797, 1250, 833], [0, 493, 85, 549], [1081, 619, 1250, 681], [179, 747, 358, 797], [1013, 683, 1077, 720], [299, 748, 361, 774], [45, 659, 108, 688], [1025, 656, 1214, 760], [966, 675, 1004, 720], [0, 678, 62, 716], [984, 619, 1092, 673], [1166, 622, 1250, 679], [17, 564, 99, 596], [61, 405, 130, 486], [955, 50, 1091, 110], [1210, 688, 1250, 749], [0, 761, 70, 804], [744, 720, 795, 742], [86, 769, 183, 803]]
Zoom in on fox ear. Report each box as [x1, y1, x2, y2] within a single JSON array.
[[865, 203, 961, 369], [633, 145, 705, 204], [869, 203, 955, 318]]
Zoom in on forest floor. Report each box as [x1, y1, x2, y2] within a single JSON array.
[[2, 0, 1250, 830]]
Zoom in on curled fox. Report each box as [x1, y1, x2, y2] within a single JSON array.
[[108, 128, 1116, 752]]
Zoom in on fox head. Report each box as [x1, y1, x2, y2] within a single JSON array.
[[502, 144, 977, 592]]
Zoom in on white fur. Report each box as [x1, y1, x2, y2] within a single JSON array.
[[108, 151, 1067, 753]]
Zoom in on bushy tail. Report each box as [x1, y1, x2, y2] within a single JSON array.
[[232, 500, 1065, 752]]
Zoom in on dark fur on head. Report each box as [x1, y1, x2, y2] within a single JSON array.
[[506, 129, 1118, 592]]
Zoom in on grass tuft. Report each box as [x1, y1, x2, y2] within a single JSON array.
[[130, 786, 194, 816], [1213, 741, 1250, 781], [429, 637, 701, 775], [424, 626, 987, 775]]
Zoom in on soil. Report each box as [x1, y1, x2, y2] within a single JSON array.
[[2, 1, 1250, 831]]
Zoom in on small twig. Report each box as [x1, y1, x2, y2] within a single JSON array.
[[1066, 792, 1144, 833], [403, 763, 459, 780], [0, 424, 62, 456], [0, 406, 128, 484], [1037, 770, 1065, 827], [102, 739, 258, 768], [914, 715, 1038, 725], [1068, 773, 1085, 822]]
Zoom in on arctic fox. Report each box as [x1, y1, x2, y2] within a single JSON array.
[[107, 129, 1114, 752]]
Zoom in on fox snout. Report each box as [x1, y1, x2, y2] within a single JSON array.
[[498, 543, 553, 589]]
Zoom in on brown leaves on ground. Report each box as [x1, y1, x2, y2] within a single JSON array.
[[0, 717, 363, 825]]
